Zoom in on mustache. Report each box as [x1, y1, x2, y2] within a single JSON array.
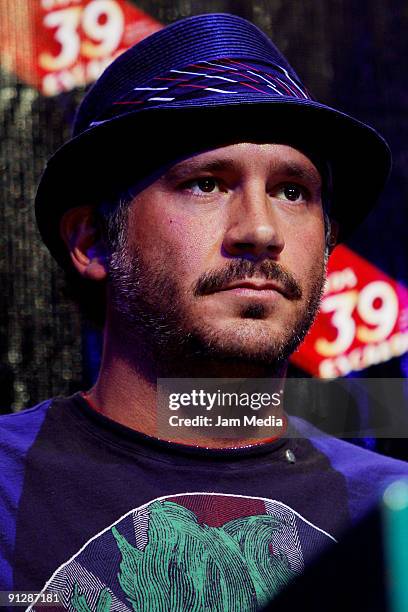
[[193, 259, 302, 300]]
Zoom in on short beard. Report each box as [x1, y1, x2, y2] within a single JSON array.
[[107, 239, 327, 377]]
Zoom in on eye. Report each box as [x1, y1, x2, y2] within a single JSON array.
[[184, 177, 222, 195], [274, 183, 308, 203]]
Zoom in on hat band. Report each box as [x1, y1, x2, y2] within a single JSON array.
[[89, 58, 312, 129]]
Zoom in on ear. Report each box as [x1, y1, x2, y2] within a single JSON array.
[[60, 206, 108, 281], [327, 218, 339, 254]]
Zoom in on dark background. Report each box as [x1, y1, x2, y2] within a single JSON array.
[[0, 1, 407, 457]]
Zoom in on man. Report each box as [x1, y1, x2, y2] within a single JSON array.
[[1, 13, 407, 610]]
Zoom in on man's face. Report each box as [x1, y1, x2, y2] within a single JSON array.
[[107, 143, 327, 369]]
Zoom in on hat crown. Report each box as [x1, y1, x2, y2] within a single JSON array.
[[74, 12, 302, 135]]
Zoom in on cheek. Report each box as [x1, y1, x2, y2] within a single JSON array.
[[128, 202, 220, 277], [284, 221, 326, 279]]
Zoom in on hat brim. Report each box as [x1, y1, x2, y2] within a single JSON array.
[[35, 95, 391, 268]]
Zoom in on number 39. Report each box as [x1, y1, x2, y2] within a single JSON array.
[[39, 0, 124, 72], [315, 281, 399, 357]]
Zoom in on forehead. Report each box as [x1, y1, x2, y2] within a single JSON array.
[[161, 142, 323, 184]]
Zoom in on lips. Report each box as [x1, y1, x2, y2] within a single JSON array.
[[217, 279, 285, 295]]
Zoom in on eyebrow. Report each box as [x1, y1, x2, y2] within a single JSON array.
[[278, 162, 322, 187], [162, 158, 236, 181], [161, 156, 322, 187]]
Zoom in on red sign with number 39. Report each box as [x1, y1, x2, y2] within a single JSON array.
[[0, 0, 162, 96], [37, 0, 161, 95], [291, 245, 408, 377]]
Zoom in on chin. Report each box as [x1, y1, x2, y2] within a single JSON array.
[[190, 318, 301, 365]]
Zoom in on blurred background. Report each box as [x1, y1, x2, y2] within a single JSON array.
[[0, 0, 407, 456]]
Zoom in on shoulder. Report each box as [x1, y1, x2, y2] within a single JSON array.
[[313, 433, 408, 479], [291, 415, 408, 476], [0, 398, 54, 455], [291, 416, 408, 519], [0, 399, 56, 589], [0, 398, 53, 425]]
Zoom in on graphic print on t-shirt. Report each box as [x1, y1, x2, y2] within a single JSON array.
[[29, 492, 336, 611]]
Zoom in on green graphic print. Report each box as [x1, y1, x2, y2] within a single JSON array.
[[70, 500, 295, 612], [71, 584, 112, 612]]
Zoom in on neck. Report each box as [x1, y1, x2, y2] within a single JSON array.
[[87, 323, 288, 449]]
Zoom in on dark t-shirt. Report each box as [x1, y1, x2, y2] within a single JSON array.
[[1, 393, 407, 610]]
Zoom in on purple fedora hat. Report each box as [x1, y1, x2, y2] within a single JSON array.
[[35, 13, 391, 268]]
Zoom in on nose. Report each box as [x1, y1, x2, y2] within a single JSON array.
[[222, 185, 285, 259]]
